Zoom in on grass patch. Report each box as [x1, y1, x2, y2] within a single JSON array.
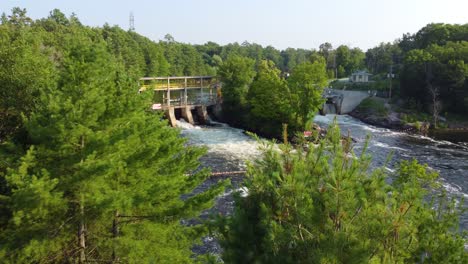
[[400, 112, 431, 124]]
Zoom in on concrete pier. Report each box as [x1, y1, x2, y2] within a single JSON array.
[[181, 106, 194, 124], [196, 106, 209, 125], [165, 107, 177, 127]]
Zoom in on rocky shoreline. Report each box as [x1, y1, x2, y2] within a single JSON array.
[[348, 109, 430, 135], [348, 108, 468, 143]]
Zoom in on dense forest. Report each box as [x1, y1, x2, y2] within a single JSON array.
[[0, 7, 467, 263], [0, 8, 226, 263], [2, 8, 466, 139]]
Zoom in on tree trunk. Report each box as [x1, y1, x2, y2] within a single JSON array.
[[79, 137, 87, 263], [79, 198, 86, 263], [429, 85, 440, 128], [112, 210, 120, 263]]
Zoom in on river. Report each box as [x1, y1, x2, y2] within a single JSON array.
[[178, 114, 468, 255]]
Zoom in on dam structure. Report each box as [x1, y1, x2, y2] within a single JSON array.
[[139, 76, 220, 127], [321, 88, 370, 115]]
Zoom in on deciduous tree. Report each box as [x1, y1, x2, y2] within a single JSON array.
[[218, 55, 256, 125], [247, 60, 291, 138], [288, 60, 327, 130]]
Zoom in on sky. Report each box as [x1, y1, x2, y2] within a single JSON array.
[[1, 0, 467, 51]]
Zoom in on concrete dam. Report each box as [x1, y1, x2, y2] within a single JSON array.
[[320, 89, 370, 115]]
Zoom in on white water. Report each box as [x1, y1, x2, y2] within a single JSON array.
[[177, 120, 261, 170], [313, 114, 468, 227], [181, 115, 468, 225], [179, 116, 468, 206], [181, 114, 468, 255]]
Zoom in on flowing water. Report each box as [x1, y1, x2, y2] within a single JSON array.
[[179, 114, 468, 255], [313, 114, 468, 212]]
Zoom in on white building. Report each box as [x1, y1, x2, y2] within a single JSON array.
[[349, 71, 372, 83]]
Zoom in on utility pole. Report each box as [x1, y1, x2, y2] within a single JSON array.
[[387, 64, 394, 99], [332, 52, 337, 79], [129, 12, 135, 31]]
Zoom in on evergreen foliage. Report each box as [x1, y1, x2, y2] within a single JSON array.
[[0, 21, 56, 141], [216, 122, 467, 263], [0, 8, 224, 263], [1, 7, 467, 263]]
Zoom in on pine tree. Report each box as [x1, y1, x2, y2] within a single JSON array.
[[0, 21, 56, 141], [0, 28, 224, 263], [216, 121, 467, 263]]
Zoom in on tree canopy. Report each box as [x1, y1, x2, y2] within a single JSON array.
[[1, 7, 467, 263], [216, 123, 467, 263], [398, 24, 468, 116], [0, 8, 224, 263]]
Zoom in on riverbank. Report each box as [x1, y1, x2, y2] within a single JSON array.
[[348, 97, 468, 143]]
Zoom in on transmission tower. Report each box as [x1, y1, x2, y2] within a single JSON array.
[[129, 12, 135, 31]]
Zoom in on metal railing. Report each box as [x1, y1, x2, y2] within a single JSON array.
[[139, 76, 221, 108], [139, 76, 218, 91]]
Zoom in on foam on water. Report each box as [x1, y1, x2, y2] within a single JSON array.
[[442, 181, 468, 199], [384, 131, 409, 137], [313, 114, 336, 124], [176, 119, 201, 130], [411, 133, 466, 149], [180, 114, 468, 240], [372, 142, 408, 152], [314, 114, 383, 134], [177, 120, 261, 161], [314, 114, 468, 190]]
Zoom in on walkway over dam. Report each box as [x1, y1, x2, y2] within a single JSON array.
[[139, 76, 370, 126], [139, 76, 221, 127]]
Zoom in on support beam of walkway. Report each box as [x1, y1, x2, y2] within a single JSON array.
[[167, 78, 171, 107], [184, 77, 188, 105]]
